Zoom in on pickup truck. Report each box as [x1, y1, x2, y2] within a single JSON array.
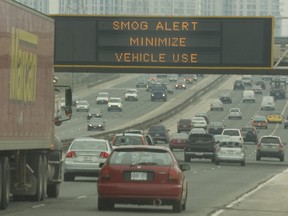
[[184, 134, 216, 162]]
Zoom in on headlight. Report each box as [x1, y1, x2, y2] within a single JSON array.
[[108, 105, 111, 107], [89, 124, 92, 126], [152, 94, 154, 96], [162, 94, 166, 96]]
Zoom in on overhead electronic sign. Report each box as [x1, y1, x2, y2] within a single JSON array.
[[52, 16, 273, 73]]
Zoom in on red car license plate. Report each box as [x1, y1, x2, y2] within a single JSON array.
[[131, 172, 147, 180]]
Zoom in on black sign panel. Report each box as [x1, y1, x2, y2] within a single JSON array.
[[52, 16, 273, 73]]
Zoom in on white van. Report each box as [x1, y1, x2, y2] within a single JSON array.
[[260, 96, 275, 110], [242, 75, 253, 86], [243, 90, 255, 103]]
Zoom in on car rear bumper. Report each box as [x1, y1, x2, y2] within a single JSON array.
[[257, 150, 284, 158], [185, 151, 214, 158], [64, 162, 101, 175], [98, 183, 183, 202], [215, 155, 245, 162]]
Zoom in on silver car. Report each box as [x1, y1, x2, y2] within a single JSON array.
[[215, 138, 246, 166], [76, 100, 90, 112], [210, 99, 224, 111], [228, 108, 242, 119], [256, 135, 285, 162], [64, 137, 113, 181]]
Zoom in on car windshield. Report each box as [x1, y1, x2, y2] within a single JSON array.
[[109, 98, 121, 103], [89, 118, 103, 123], [70, 140, 107, 151], [149, 126, 165, 132], [219, 141, 242, 148], [261, 137, 280, 144], [223, 130, 240, 136], [241, 127, 253, 132], [109, 149, 173, 166], [114, 136, 143, 146]]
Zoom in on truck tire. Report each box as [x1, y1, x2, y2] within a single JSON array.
[[64, 173, 75, 181], [41, 155, 48, 201], [0, 160, 2, 208], [47, 183, 60, 198], [32, 155, 44, 201], [0, 157, 10, 210], [172, 200, 182, 212]]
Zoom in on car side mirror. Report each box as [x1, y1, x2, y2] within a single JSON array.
[[179, 163, 190, 171]]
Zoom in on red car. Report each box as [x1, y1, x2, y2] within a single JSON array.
[[97, 145, 190, 212], [169, 132, 189, 150]]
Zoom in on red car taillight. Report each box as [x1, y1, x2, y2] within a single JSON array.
[[99, 152, 109, 158], [99, 166, 111, 181], [168, 168, 181, 184], [66, 151, 76, 158]]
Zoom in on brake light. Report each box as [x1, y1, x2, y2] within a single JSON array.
[[168, 168, 180, 183], [99, 166, 111, 181], [66, 151, 76, 158], [99, 152, 109, 158]]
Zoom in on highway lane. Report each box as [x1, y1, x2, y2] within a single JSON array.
[[3, 75, 288, 216], [56, 74, 207, 140]]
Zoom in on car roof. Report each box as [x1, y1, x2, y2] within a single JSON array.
[[89, 117, 104, 121], [260, 135, 280, 139], [114, 133, 143, 137], [72, 137, 106, 142], [112, 145, 170, 151]]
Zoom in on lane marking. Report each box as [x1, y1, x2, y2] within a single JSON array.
[[211, 168, 288, 216], [32, 204, 45, 208]]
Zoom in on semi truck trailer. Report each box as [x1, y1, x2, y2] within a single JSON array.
[[0, 0, 72, 209]]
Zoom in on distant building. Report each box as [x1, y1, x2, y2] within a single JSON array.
[[15, 0, 49, 14], [201, 0, 282, 36], [15, 0, 283, 36]]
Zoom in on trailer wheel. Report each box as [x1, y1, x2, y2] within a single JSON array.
[[0, 157, 10, 210], [0, 160, 2, 208], [47, 183, 60, 198], [41, 155, 48, 201], [32, 155, 43, 201]]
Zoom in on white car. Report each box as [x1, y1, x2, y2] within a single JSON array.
[[124, 88, 138, 101], [76, 100, 90, 112], [221, 128, 244, 143], [228, 108, 242, 119], [108, 97, 123, 111], [96, 92, 109, 104], [191, 116, 207, 129], [210, 99, 224, 111]]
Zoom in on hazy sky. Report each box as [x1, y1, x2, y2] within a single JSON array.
[[49, 0, 288, 36]]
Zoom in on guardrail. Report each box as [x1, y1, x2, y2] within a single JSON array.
[[62, 74, 228, 150]]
